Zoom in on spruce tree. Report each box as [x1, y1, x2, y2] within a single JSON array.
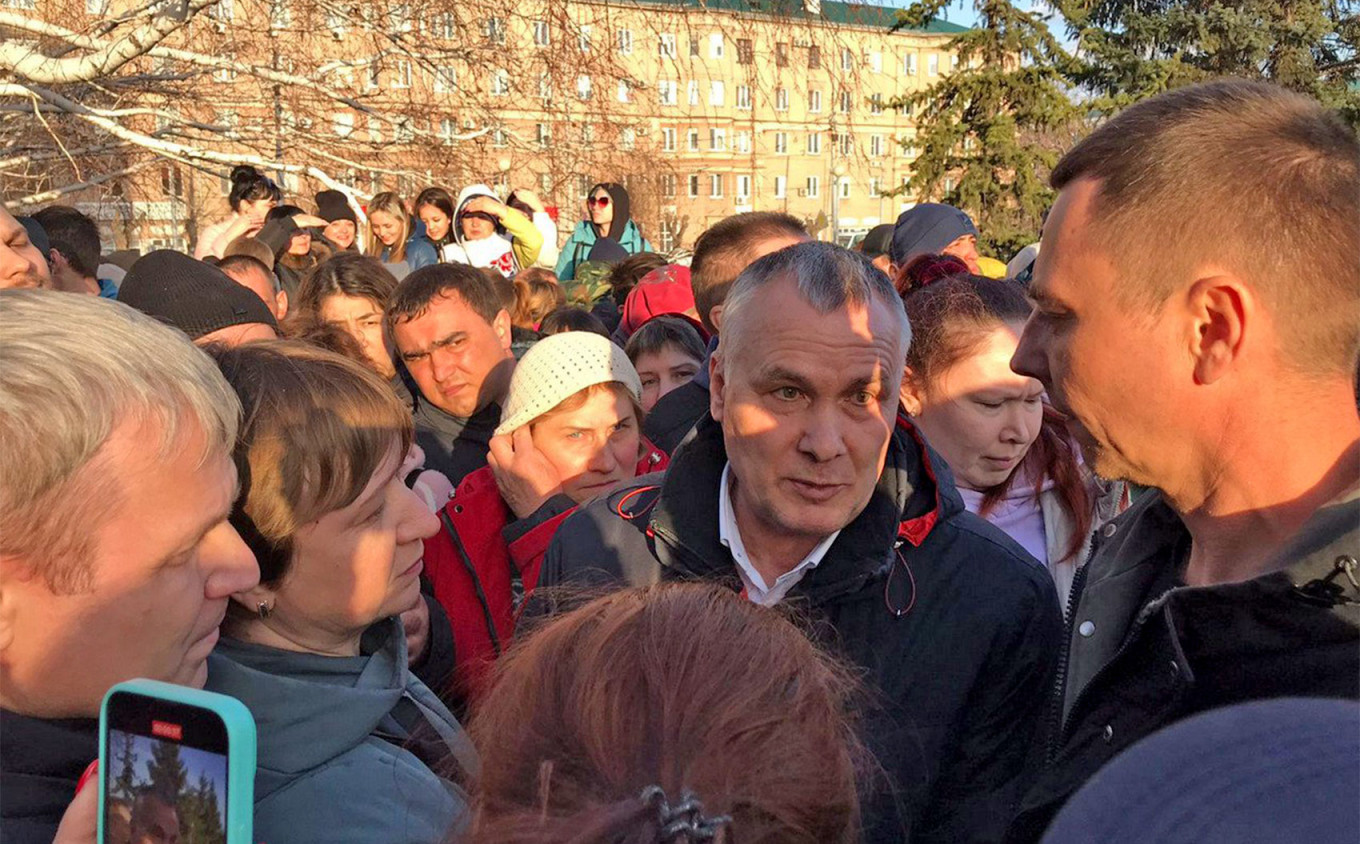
[[112, 732, 139, 801], [1058, 0, 1360, 124], [144, 740, 188, 800], [893, 0, 1082, 258]]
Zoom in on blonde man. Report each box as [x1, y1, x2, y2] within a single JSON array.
[[0, 290, 258, 844]]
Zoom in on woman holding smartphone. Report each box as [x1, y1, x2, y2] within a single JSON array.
[[204, 341, 476, 844]]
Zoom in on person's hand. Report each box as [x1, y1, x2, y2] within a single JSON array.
[[510, 189, 545, 212], [53, 764, 98, 844], [291, 213, 329, 229], [463, 196, 507, 219], [401, 596, 431, 667], [488, 427, 564, 519], [229, 210, 265, 237]]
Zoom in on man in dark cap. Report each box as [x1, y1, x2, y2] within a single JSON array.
[[857, 223, 894, 275], [890, 202, 1006, 278], [117, 250, 278, 346]]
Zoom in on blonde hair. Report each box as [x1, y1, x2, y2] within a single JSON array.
[[208, 341, 413, 588], [0, 291, 241, 592], [365, 191, 413, 263]]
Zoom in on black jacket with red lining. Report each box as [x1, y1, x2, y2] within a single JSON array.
[[537, 412, 1062, 844]]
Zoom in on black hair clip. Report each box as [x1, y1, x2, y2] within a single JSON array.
[[639, 785, 732, 843]]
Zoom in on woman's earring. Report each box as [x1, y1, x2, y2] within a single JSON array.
[[257, 601, 273, 620]]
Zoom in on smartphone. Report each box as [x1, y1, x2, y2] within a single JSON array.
[[98, 679, 255, 844]]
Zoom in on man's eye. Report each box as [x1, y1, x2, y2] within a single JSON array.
[[774, 387, 801, 401], [851, 390, 874, 406]]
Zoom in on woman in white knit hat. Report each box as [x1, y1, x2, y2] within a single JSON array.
[[419, 330, 668, 707]]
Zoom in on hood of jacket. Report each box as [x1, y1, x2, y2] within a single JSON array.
[[453, 185, 509, 247], [206, 619, 411, 776], [591, 182, 632, 241], [645, 411, 962, 607]]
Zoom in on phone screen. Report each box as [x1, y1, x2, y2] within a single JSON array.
[[103, 691, 230, 844]]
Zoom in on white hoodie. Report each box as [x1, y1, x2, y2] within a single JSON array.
[[442, 184, 519, 277]]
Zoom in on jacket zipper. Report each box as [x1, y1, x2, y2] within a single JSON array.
[[1044, 559, 1088, 763]]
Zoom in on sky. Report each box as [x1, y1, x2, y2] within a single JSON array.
[[115, 732, 230, 816]]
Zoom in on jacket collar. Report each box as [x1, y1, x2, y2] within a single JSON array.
[[647, 412, 957, 606]]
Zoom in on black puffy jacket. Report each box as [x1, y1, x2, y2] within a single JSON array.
[[538, 413, 1063, 843]]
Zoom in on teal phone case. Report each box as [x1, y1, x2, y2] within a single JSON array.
[[98, 679, 255, 844]]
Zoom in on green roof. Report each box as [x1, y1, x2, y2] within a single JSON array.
[[628, 0, 971, 33]]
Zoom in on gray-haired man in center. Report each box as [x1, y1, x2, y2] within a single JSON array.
[[537, 240, 1061, 843]]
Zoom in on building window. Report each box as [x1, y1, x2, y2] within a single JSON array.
[[710, 174, 723, 198], [905, 53, 918, 75], [944, 176, 956, 192], [737, 174, 751, 200], [952, 54, 961, 71], [538, 73, 552, 103], [659, 80, 678, 105], [690, 37, 701, 58], [709, 128, 726, 151], [539, 172, 553, 194], [775, 87, 789, 111], [618, 29, 633, 54], [659, 33, 677, 59], [774, 132, 788, 154], [838, 132, 852, 156], [807, 132, 821, 154], [841, 47, 854, 71], [806, 176, 820, 198], [485, 17, 505, 45], [659, 219, 677, 252], [578, 175, 591, 198], [736, 85, 751, 110], [869, 51, 882, 73], [661, 173, 676, 198], [689, 174, 700, 197], [620, 128, 636, 150], [581, 125, 595, 145], [268, 0, 289, 30], [332, 112, 354, 137], [205, 0, 229, 20], [618, 80, 632, 103], [928, 54, 939, 76], [537, 123, 551, 146], [533, 20, 550, 47], [431, 11, 455, 39], [662, 127, 676, 152], [491, 69, 510, 96], [393, 60, 411, 89], [493, 128, 508, 148], [390, 3, 411, 33], [838, 89, 852, 113], [808, 89, 822, 113], [736, 130, 751, 153], [434, 66, 456, 93], [688, 80, 700, 106], [870, 178, 882, 197], [161, 165, 184, 198], [870, 134, 884, 157], [439, 118, 456, 144], [737, 38, 753, 64], [709, 80, 724, 106], [709, 33, 724, 59], [774, 175, 787, 198], [870, 93, 884, 114], [839, 177, 851, 199], [808, 45, 821, 68], [775, 42, 789, 67], [577, 75, 592, 100], [578, 25, 592, 52], [687, 128, 699, 152]]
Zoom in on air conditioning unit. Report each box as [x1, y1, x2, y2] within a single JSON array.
[[796, 188, 808, 197]]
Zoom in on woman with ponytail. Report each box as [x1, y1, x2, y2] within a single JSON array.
[[896, 255, 1129, 610], [194, 165, 281, 260]]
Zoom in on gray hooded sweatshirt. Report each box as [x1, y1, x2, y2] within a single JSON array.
[[206, 618, 477, 844]]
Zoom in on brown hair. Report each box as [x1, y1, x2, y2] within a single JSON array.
[[209, 341, 413, 591], [624, 315, 706, 368], [1052, 78, 1360, 376], [902, 271, 1092, 559], [512, 278, 565, 329], [604, 252, 668, 304], [296, 252, 400, 317], [690, 212, 808, 335], [465, 583, 862, 844], [538, 306, 610, 338]]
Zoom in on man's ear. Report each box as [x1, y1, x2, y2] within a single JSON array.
[[0, 557, 22, 654], [899, 366, 925, 416], [47, 249, 68, 272], [708, 304, 724, 334], [1185, 275, 1249, 386], [709, 352, 727, 422], [494, 308, 512, 350], [275, 290, 289, 321]]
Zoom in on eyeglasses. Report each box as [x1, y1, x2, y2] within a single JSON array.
[[587, 196, 611, 208]]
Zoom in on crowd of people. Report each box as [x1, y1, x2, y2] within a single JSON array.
[[1, 78, 1357, 844]]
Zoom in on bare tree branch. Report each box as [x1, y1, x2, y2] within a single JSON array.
[[8, 159, 155, 209]]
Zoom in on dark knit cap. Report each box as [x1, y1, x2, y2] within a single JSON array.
[[890, 203, 979, 265], [859, 223, 894, 259], [117, 249, 277, 340], [315, 190, 357, 224], [17, 217, 50, 256], [587, 236, 629, 264]]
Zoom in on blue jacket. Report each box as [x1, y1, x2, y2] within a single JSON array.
[[555, 219, 650, 281], [206, 619, 477, 844], [383, 234, 438, 271]]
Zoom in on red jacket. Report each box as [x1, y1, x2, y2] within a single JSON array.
[[423, 442, 668, 704]]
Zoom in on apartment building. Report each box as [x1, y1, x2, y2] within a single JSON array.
[[1, 0, 966, 251]]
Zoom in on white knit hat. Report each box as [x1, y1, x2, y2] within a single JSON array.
[[495, 331, 643, 436]]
